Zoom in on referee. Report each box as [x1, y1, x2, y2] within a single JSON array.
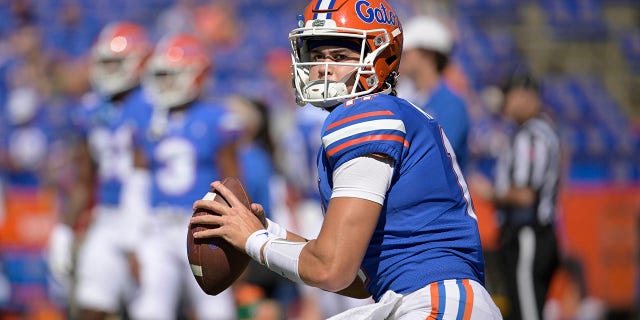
[[475, 71, 562, 320]]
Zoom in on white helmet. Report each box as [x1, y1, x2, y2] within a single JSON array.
[[402, 16, 452, 55], [89, 22, 151, 98], [143, 33, 211, 110]]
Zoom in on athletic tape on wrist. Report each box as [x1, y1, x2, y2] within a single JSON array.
[[266, 218, 288, 239], [245, 229, 277, 263], [263, 239, 306, 283]]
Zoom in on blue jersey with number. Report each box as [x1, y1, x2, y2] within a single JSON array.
[[75, 88, 152, 206], [138, 100, 240, 209], [317, 94, 485, 301]]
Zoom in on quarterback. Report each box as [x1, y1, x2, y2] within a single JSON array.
[[191, 0, 503, 319]]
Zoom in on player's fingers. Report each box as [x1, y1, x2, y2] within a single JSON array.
[[210, 181, 245, 209], [251, 203, 264, 213], [250, 203, 267, 227], [193, 199, 230, 215], [190, 212, 224, 226], [193, 227, 224, 239]]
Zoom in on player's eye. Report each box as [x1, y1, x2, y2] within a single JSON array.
[[310, 54, 324, 62], [334, 53, 359, 62], [333, 54, 346, 61]]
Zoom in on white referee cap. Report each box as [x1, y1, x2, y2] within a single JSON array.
[[402, 16, 453, 55]]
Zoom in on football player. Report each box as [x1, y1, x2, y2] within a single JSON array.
[[46, 21, 153, 320], [127, 33, 238, 320], [191, 0, 503, 319], [398, 15, 471, 172]]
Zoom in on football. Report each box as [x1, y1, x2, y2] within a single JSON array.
[[187, 177, 253, 295]]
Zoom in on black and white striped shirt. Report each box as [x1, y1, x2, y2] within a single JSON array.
[[494, 114, 561, 227]]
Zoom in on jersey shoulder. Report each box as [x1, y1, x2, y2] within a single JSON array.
[[321, 94, 412, 167], [324, 94, 407, 128]]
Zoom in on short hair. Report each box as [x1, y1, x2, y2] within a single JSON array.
[[502, 68, 539, 94], [434, 51, 450, 74]]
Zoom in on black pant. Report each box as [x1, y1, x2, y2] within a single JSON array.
[[498, 224, 559, 320]]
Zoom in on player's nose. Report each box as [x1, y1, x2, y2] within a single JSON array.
[[314, 63, 333, 80]]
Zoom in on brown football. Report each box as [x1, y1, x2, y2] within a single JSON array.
[[187, 177, 252, 295]]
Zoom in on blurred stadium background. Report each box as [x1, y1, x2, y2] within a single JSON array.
[[0, 0, 638, 319]]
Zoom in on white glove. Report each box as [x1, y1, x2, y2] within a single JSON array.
[[47, 223, 75, 281]]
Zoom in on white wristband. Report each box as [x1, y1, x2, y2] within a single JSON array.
[[263, 239, 306, 283], [266, 218, 288, 239], [245, 229, 278, 264]]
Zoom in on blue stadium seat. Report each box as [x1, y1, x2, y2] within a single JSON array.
[[541, 75, 639, 181], [538, 0, 608, 40], [619, 30, 640, 74], [453, 0, 521, 24], [455, 18, 523, 89]]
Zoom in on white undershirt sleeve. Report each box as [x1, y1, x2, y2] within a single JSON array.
[[331, 155, 395, 205]]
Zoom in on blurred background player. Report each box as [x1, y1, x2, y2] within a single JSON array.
[[398, 15, 471, 172], [46, 21, 152, 320], [225, 95, 293, 320], [227, 96, 276, 226], [128, 33, 238, 320], [470, 70, 561, 320]]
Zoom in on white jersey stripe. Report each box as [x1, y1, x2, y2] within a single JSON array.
[[443, 279, 461, 318], [322, 119, 406, 149]]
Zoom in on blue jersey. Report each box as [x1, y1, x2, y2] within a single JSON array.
[[75, 88, 152, 206], [138, 101, 240, 209], [240, 143, 273, 216], [422, 82, 470, 172], [317, 94, 485, 301]]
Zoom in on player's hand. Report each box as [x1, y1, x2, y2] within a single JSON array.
[[46, 223, 75, 284], [250, 203, 268, 228], [190, 181, 265, 252], [467, 172, 495, 202]]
